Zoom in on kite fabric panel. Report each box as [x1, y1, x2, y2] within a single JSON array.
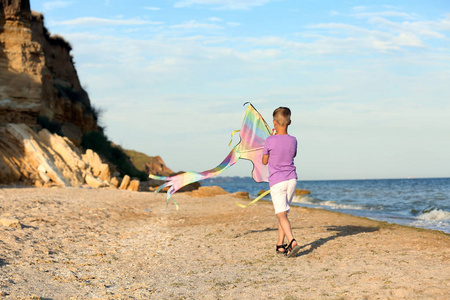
[[236, 103, 272, 182], [149, 103, 272, 208]]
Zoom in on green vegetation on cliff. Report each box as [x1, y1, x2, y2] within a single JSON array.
[[81, 131, 147, 180], [122, 149, 152, 171]]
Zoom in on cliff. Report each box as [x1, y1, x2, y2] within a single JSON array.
[[0, 0, 97, 146], [0, 0, 181, 190], [0, 122, 144, 191]]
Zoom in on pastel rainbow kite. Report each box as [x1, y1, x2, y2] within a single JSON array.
[[149, 103, 272, 208]]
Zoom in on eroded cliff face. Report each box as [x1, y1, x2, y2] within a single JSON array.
[[0, 0, 41, 125], [0, 0, 97, 143], [0, 123, 138, 190], [0, 1, 176, 189]]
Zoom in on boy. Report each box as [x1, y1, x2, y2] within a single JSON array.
[[262, 107, 301, 258]]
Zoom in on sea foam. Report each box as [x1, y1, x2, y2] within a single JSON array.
[[417, 209, 450, 221], [292, 196, 366, 211]]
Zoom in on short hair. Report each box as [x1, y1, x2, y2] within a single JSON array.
[[273, 107, 291, 126]]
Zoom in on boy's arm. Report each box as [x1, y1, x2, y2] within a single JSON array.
[[262, 136, 270, 165]]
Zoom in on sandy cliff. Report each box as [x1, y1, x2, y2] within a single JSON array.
[[0, 0, 177, 190], [0, 0, 97, 140]]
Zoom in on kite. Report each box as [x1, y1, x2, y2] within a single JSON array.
[[149, 103, 272, 209]]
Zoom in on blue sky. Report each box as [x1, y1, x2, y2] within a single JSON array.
[[31, 0, 450, 180]]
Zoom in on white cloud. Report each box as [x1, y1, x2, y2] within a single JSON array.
[[42, 1, 73, 11], [174, 0, 274, 10], [369, 17, 446, 39], [52, 17, 162, 26], [208, 17, 223, 22], [352, 11, 415, 20], [352, 6, 369, 12], [144, 7, 161, 11], [226, 22, 240, 27], [52, 3, 450, 179], [303, 14, 450, 53], [170, 20, 223, 30]]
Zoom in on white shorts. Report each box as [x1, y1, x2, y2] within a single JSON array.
[[270, 178, 297, 214]]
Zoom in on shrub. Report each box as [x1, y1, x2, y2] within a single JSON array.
[[37, 116, 63, 136], [81, 131, 147, 180], [86, 105, 103, 123], [54, 84, 87, 106]]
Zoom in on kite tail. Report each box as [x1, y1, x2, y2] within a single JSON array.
[[236, 190, 271, 208], [148, 174, 167, 181], [149, 147, 240, 208], [148, 175, 179, 208], [166, 186, 179, 209], [148, 103, 271, 209]]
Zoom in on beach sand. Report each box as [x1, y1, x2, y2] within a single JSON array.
[[0, 187, 449, 299]]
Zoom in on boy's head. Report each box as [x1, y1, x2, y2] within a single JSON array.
[[273, 107, 291, 126]]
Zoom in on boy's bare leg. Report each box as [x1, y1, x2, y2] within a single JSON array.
[[277, 222, 286, 246], [276, 211, 297, 247]]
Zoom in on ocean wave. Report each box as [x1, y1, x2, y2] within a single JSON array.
[[417, 209, 450, 221], [292, 196, 366, 211]]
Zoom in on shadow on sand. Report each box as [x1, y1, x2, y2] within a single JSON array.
[[240, 225, 379, 257], [296, 225, 380, 257]]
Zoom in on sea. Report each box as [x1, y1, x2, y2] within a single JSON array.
[[201, 177, 450, 234]]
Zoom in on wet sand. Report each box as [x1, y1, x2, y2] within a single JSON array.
[[0, 187, 449, 299]]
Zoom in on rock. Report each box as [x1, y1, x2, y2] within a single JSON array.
[[127, 179, 140, 192], [60, 122, 82, 146], [0, 2, 41, 129], [157, 171, 201, 193], [110, 177, 120, 188], [259, 189, 310, 196], [82, 149, 102, 176], [81, 149, 111, 182], [0, 122, 113, 188], [145, 156, 173, 176], [119, 175, 130, 190], [0, 216, 21, 228], [37, 164, 50, 183], [178, 181, 201, 192], [97, 163, 111, 182], [0, 130, 22, 182], [85, 174, 104, 188], [295, 189, 311, 195], [258, 190, 268, 196], [230, 191, 249, 199], [0, 2, 171, 190], [6, 124, 70, 187], [1, 0, 98, 143], [190, 186, 228, 197], [258, 189, 310, 196], [38, 128, 86, 185], [0, 0, 32, 20]]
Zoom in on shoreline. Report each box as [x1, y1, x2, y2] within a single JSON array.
[[289, 201, 450, 235], [1, 187, 449, 299], [203, 177, 450, 234]]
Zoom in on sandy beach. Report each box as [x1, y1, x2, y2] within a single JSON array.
[[0, 187, 449, 299]]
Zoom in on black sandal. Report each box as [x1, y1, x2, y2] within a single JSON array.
[[285, 239, 301, 258], [276, 244, 287, 254]]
